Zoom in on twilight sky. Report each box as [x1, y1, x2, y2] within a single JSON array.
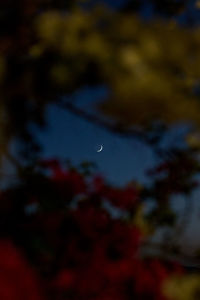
[[37, 87, 156, 186]]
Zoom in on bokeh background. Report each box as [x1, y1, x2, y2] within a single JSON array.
[[1, 0, 200, 299]]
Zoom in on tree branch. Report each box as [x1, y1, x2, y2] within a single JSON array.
[[58, 100, 149, 143], [140, 241, 200, 269]]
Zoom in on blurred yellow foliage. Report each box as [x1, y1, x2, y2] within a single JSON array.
[[163, 274, 200, 300], [29, 45, 44, 58], [186, 132, 200, 149], [196, 0, 200, 9], [36, 11, 66, 45], [132, 204, 153, 236], [50, 64, 70, 86], [35, 10, 200, 130]]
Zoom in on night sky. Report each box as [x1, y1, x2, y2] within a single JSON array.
[[37, 87, 156, 186]]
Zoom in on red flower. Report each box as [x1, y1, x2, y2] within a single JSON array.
[[133, 259, 170, 300], [0, 240, 44, 300], [17, 161, 182, 300], [53, 269, 75, 290], [64, 170, 86, 194], [72, 205, 110, 238], [92, 175, 105, 193], [40, 159, 86, 196], [103, 259, 134, 282], [104, 186, 138, 210]]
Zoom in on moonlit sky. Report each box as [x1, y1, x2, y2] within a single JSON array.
[[36, 0, 200, 187], [37, 87, 156, 186], [35, 87, 200, 254], [34, 0, 200, 253]]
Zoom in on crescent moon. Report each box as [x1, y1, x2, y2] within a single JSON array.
[[97, 145, 103, 152]]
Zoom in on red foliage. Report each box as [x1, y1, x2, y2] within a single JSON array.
[[104, 185, 139, 210], [92, 175, 138, 210], [0, 240, 44, 300], [48, 206, 172, 300], [0, 160, 184, 300]]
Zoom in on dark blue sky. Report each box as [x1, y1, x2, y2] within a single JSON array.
[[37, 87, 156, 186]]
